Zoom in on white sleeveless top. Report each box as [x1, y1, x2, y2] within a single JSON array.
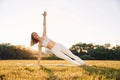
[[42, 37, 51, 47]]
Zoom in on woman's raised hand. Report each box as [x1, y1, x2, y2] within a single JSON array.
[[42, 11, 47, 16]]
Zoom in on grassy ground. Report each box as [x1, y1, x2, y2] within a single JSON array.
[[0, 60, 120, 80]]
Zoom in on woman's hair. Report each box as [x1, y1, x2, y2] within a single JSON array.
[[30, 32, 39, 46]]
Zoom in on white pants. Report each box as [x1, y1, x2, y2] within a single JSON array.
[[51, 43, 85, 65]]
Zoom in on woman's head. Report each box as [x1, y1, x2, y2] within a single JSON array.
[[30, 32, 39, 46]]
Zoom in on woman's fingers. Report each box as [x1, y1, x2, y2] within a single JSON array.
[[42, 11, 47, 16]]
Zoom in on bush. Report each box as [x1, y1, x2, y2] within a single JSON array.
[[80, 55, 95, 60]]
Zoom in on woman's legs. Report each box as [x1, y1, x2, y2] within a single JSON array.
[[53, 51, 81, 65], [61, 46, 85, 65], [51, 44, 81, 65]]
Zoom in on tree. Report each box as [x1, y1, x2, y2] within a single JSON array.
[[104, 43, 110, 49], [0, 43, 37, 60]]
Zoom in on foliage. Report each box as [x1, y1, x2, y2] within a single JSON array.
[[0, 42, 120, 60], [0, 43, 37, 60], [70, 42, 120, 60]]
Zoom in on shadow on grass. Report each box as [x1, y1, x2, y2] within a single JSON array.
[[39, 65, 57, 80], [81, 65, 120, 80]]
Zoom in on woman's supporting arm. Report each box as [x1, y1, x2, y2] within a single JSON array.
[[38, 44, 42, 65]]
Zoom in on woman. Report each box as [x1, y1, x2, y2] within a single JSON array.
[[31, 11, 87, 66]]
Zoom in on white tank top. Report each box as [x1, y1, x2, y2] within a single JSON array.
[[42, 37, 51, 47]]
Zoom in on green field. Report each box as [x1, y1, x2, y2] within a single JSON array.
[[0, 60, 120, 80]]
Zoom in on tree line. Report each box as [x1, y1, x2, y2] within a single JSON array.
[[0, 42, 120, 60], [0, 43, 37, 60], [70, 42, 120, 60]]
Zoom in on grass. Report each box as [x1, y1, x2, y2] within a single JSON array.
[[0, 60, 120, 80]]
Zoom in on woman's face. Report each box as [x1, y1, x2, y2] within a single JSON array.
[[32, 32, 39, 40]]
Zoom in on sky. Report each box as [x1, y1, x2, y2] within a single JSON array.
[[0, 0, 120, 49]]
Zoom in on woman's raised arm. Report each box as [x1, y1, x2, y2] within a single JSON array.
[[42, 11, 47, 37]]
